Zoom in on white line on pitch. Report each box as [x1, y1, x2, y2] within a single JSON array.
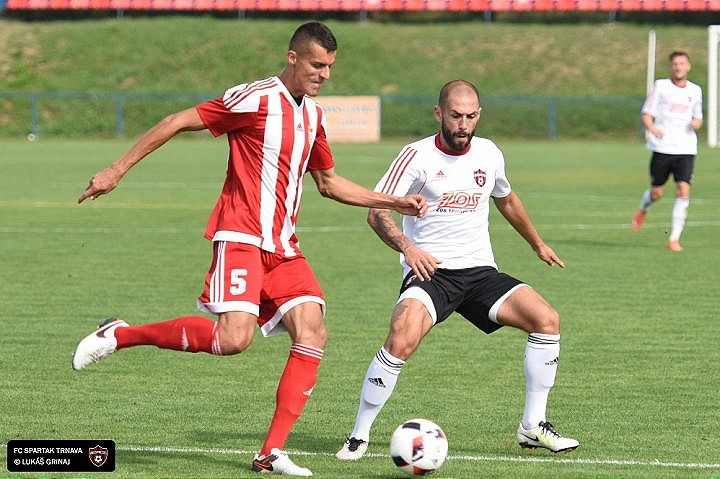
[[117, 445, 720, 470]]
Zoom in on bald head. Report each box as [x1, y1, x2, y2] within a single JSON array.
[[438, 80, 479, 109]]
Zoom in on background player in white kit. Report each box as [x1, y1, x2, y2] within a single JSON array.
[[632, 50, 703, 252], [72, 22, 426, 477], [336, 80, 579, 460]]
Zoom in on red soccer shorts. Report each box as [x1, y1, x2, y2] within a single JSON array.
[[197, 241, 325, 337]]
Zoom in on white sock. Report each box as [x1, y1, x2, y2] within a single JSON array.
[[351, 347, 404, 442], [639, 188, 653, 212], [522, 333, 560, 430], [669, 198, 689, 242]]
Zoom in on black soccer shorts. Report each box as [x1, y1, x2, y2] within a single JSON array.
[[397, 266, 526, 334], [649, 152, 695, 186]]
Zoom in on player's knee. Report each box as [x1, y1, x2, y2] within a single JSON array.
[[533, 307, 560, 335], [220, 331, 254, 355], [283, 303, 328, 348], [650, 189, 664, 202], [519, 304, 560, 335], [384, 335, 418, 361], [310, 323, 329, 348], [291, 321, 329, 349]]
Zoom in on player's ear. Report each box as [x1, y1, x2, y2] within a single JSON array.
[[287, 50, 298, 65], [433, 106, 442, 123]]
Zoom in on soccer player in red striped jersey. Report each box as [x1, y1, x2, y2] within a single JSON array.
[[73, 22, 426, 477]]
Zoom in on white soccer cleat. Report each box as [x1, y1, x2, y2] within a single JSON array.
[[251, 448, 312, 476], [335, 437, 368, 460], [517, 421, 579, 453], [72, 318, 128, 371]]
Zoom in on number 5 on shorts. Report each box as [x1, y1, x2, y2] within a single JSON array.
[[230, 269, 248, 295]]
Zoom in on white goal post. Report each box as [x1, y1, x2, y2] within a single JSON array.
[[709, 25, 720, 148], [647, 30, 656, 97]]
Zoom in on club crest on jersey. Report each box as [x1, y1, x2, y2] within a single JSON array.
[[89, 445, 109, 467], [474, 169, 486, 187]]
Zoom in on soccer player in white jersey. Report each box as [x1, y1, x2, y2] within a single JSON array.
[[336, 80, 579, 460], [632, 50, 703, 252], [72, 22, 426, 477]]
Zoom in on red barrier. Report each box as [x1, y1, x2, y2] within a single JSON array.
[[5, 0, 719, 11]]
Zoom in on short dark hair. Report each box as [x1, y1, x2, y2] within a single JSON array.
[[669, 50, 690, 62], [289, 22, 337, 53]]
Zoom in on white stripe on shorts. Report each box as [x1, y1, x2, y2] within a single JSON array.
[[261, 295, 326, 338], [397, 287, 437, 325], [209, 241, 226, 305], [488, 284, 530, 323]]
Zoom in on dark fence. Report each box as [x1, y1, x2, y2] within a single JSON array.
[[0, 91, 645, 140]]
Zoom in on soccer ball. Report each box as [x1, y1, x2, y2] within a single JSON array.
[[389, 419, 448, 476]]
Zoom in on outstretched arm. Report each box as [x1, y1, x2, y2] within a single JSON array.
[[367, 208, 441, 281], [309, 167, 427, 217], [493, 191, 564, 268], [78, 107, 206, 203]]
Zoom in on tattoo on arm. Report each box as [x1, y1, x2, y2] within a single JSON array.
[[368, 209, 412, 253]]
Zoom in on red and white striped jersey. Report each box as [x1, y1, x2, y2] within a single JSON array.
[[375, 134, 511, 275], [196, 76, 334, 257]]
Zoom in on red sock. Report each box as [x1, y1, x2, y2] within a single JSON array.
[[260, 344, 323, 456], [114, 316, 222, 355]]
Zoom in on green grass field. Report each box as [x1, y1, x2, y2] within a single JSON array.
[[1, 137, 719, 479]]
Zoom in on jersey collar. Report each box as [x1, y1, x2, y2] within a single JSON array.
[[434, 133, 471, 156]]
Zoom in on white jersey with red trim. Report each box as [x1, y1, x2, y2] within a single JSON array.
[[195, 76, 335, 257], [375, 134, 512, 275], [642, 78, 703, 155]]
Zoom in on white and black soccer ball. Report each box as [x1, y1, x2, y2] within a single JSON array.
[[389, 419, 448, 476]]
